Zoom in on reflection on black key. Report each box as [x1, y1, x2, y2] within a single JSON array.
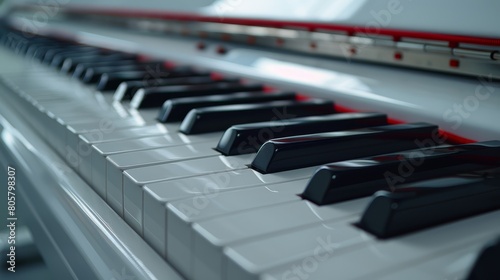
[[130, 82, 261, 108], [82, 64, 141, 83], [358, 175, 500, 238], [251, 123, 439, 173], [466, 236, 500, 280], [72, 59, 139, 78], [42, 46, 98, 64], [60, 53, 137, 73], [114, 75, 214, 101], [97, 68, 207, 91], [32, 46, 59, 60], [159, 91, 297, 123], [180, 99, 335, 134], [97, 71, 154, 91], [217, 112, 388, 156], [302, 140, 500, 205], [25, 43, 63, 58], [50, 50, 103, 68], [85, 64, 196, 84]]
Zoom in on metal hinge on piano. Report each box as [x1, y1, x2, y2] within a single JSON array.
[[0, 2, 499, 280]]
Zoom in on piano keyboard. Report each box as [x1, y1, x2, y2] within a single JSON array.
[[1, 26, 499, 280]]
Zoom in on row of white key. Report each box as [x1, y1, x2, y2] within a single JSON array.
[[1, 66, 322, 249], [259, 210, 500, 280], [5, 54, 498, 280], [143, 168, 317, 257], [3, 68, 361, 280]]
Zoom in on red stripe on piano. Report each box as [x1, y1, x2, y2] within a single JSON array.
[[439, 130, 476, 145], [334, 104, 476, 144], [295, 94, 310, 101]]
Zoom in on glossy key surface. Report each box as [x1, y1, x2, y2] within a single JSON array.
[[180, 99, 335, 134], [302, 140, 500, 205], [130, 82, 262, 109], [251, 122, 439, 173], [158, 91, 297, 122], [217, 112, 387, 155], [359, 175, 500, 238]]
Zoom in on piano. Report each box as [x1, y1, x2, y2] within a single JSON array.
[[0, 0, 499, 279]]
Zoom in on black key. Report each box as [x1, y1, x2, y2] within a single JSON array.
[[48, 49, 102, 67], [81, 63, 190, 84], [114, 75, 214, 101], [60, 52, 137, 72], [25, 43, 60, 58], [466, 236, 500, 280], [302, 140, 500, 205], [33, 47, 53, 60], [0, 33, 13, 46], [251, 123, 439, 173], [96, 71, 151, 91], [358, 175, 500, 238], [12, 37, 52, 53], [180, 99, 335, 134], [217, 112, 388, 156], [36, 45, 82, 61], [4, 33, 32, 49], [0, 34, 12, 46], [25, 37, 60, 45], [7, 38, 20, 49], [97, 69, 209, 91], [22, 42, 61, 57], [14, 42, 31, 54], [41, 46, 95, 63], [3, 36, 15, 48], [159, 91, 297, 123], [130, 82, 261, 108], [82, 64, 149, 83], [72, 59, 142, 78]]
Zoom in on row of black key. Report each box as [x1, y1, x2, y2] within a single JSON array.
[[2, 28, 500, 243]]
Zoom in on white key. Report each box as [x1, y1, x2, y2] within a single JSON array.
[[191, 198, 369, 280], [50, 112, 119, 157], [165, 177, 312, 277], [67, 117, 147, 138], [28, 106, 53, 145], [59, 115, 133, 166], [375, 243, 484, 280], [224, 218, 367, 280], [53, 101, 157, 166], [107, 142, 222, 216], [36, 97, 104, 106], [144, 167, 315, 258], [79, 120, 194, 187], [41, 104, 106, 113], [221, 217, 364, 279], [67, 117, 146, 175], [261, 210, 500, 280], [37, 109, 116, 157], [90, 132, 221, 198], [78, 124, 171, 150], [124, 108, 160, 123], [77, 123, 174, 180], [5, 74, 137, 160], [38, 97, 114, 110], [144, 170, 254, 257], [66, 115, 145, 142], [37, 103, 125, 158], [122, 154, 254, 232], [19, 90, 91, 102]]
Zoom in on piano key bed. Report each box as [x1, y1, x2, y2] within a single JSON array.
[[0, 27, 499, 280]]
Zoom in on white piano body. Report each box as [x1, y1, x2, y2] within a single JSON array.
[[0, 0, 499, 279]]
